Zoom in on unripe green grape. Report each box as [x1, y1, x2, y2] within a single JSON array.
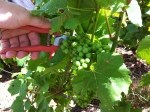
[[79, 52, 84, 57], [69, 36, 74, 40], [72, 65, 78, 70], [80, 58, 85, 63], [64, 49, 69, 54], [83, 47, 89, 53], [92, 45, 97, 52], [102, 45, 110, 50], [76, 57, 81, 61], [62, 40, 68, 47], [78, 66, 83, 70], [72, 57, 76, 62], [76, 36, 80, 40], [71, 41, 78, 47], [77, 46, 82, 52], [85, 58, 90, 63], [97, 48, 103, 54], [86, 39, 91, 44], [83, 44, 88, 47], [95, 43, 102, 49], [75, 61, 81, 66], [60, 45, 65, 50], [82, 63, 88, 68], [87, 47, 91, 51], [72, 50, 77, 55], [86, 53, 91, 58]]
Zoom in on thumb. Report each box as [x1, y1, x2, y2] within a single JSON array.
[[28, 15, 51, 28]]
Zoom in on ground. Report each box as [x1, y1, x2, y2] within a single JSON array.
[[0, 46, 150, 112]]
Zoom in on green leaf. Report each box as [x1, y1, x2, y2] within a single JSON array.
[[72, 53, 131, 111], [67, 0, 96, 22], [25, 99, 31, 110], [46, 48, 65, 66], [146, 9, 150, 15], [136, 36, 150, 64], [16, 55, 29, 66], [97, 0, 125, 9], [11, 96, 25, 112], [0, 61, 4, 72], [130, 108, 142, 112], [95, 10, 115, 36], [28, 52, 49, 70], [43, 56, 68, 75], [20, 83, 27, 99], [64, 17, 80, 30], [140, 72, 150, 86], [41, 0, 67, 14], [8, 79, 21, 95], [126, 24, 139, 33], [110, 101, 131, 112], [50, 15, 66, 34], [126, 0, 142, 27]]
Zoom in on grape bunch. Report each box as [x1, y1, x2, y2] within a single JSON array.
[[60, 34, 110, 70], [75, 90, 96, 108]]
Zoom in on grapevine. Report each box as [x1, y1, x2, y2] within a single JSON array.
[[2, 0, 149, 112]]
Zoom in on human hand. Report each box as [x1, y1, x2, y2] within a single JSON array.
[[0, 1, 51, 60]]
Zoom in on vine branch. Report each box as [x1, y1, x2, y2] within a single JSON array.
[[110, 7, 126, 52], [91, 0, 100, 41]]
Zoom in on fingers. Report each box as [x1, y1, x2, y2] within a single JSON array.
[[28, 32, 40, 60], [29, 16, 51, 28], [0, 32, 41, 60], [0, 39, 10, 59], [2, 29, 30, 40], [6, 37, 19, 58], [16, 35, 30, 59]]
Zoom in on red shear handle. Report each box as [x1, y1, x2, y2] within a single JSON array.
[[0, 45, 59, 59], [21, 25, 61, 35], [21, 25, 50, 34]]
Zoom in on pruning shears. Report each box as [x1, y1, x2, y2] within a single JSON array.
[[0, 25, 67, 59]]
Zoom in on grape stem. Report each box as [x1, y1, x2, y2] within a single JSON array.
[[110, 7, 126, 52], [104, 10, 113, 40], [58, 55, 72, 90], [91, 0, 100, 42]]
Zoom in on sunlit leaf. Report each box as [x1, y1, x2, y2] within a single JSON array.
[[72, 53, 131, 111], [140, 72, 150, 86], [126, 0, 143, 27], [136, 36, 150, 65]]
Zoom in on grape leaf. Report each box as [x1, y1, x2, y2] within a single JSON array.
[[25, 100, 31, 110], [72, 53, 131, 111], [126, 24, 139, 33], [40, 0, 67, 15], [126, 0, 143, 27], [20, 83, 27, 99], [136, 36, 150, 65], [11, 96, 25, 112], [140, 72, 150, 86], [28, 52, 49, 71], [95, 9, 115, 36], [43, 56, 68, 75], [146, 10, 150, 15], [67, 0, 96, 22], [8, 79, 21, 95], [50, 14, 66, 34], [16, 55, 29, 66], [97, 0, 126, 9], [64, 17, 80, 30]]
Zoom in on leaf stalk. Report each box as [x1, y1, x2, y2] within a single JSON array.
[[110, 8, 126, 52]]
